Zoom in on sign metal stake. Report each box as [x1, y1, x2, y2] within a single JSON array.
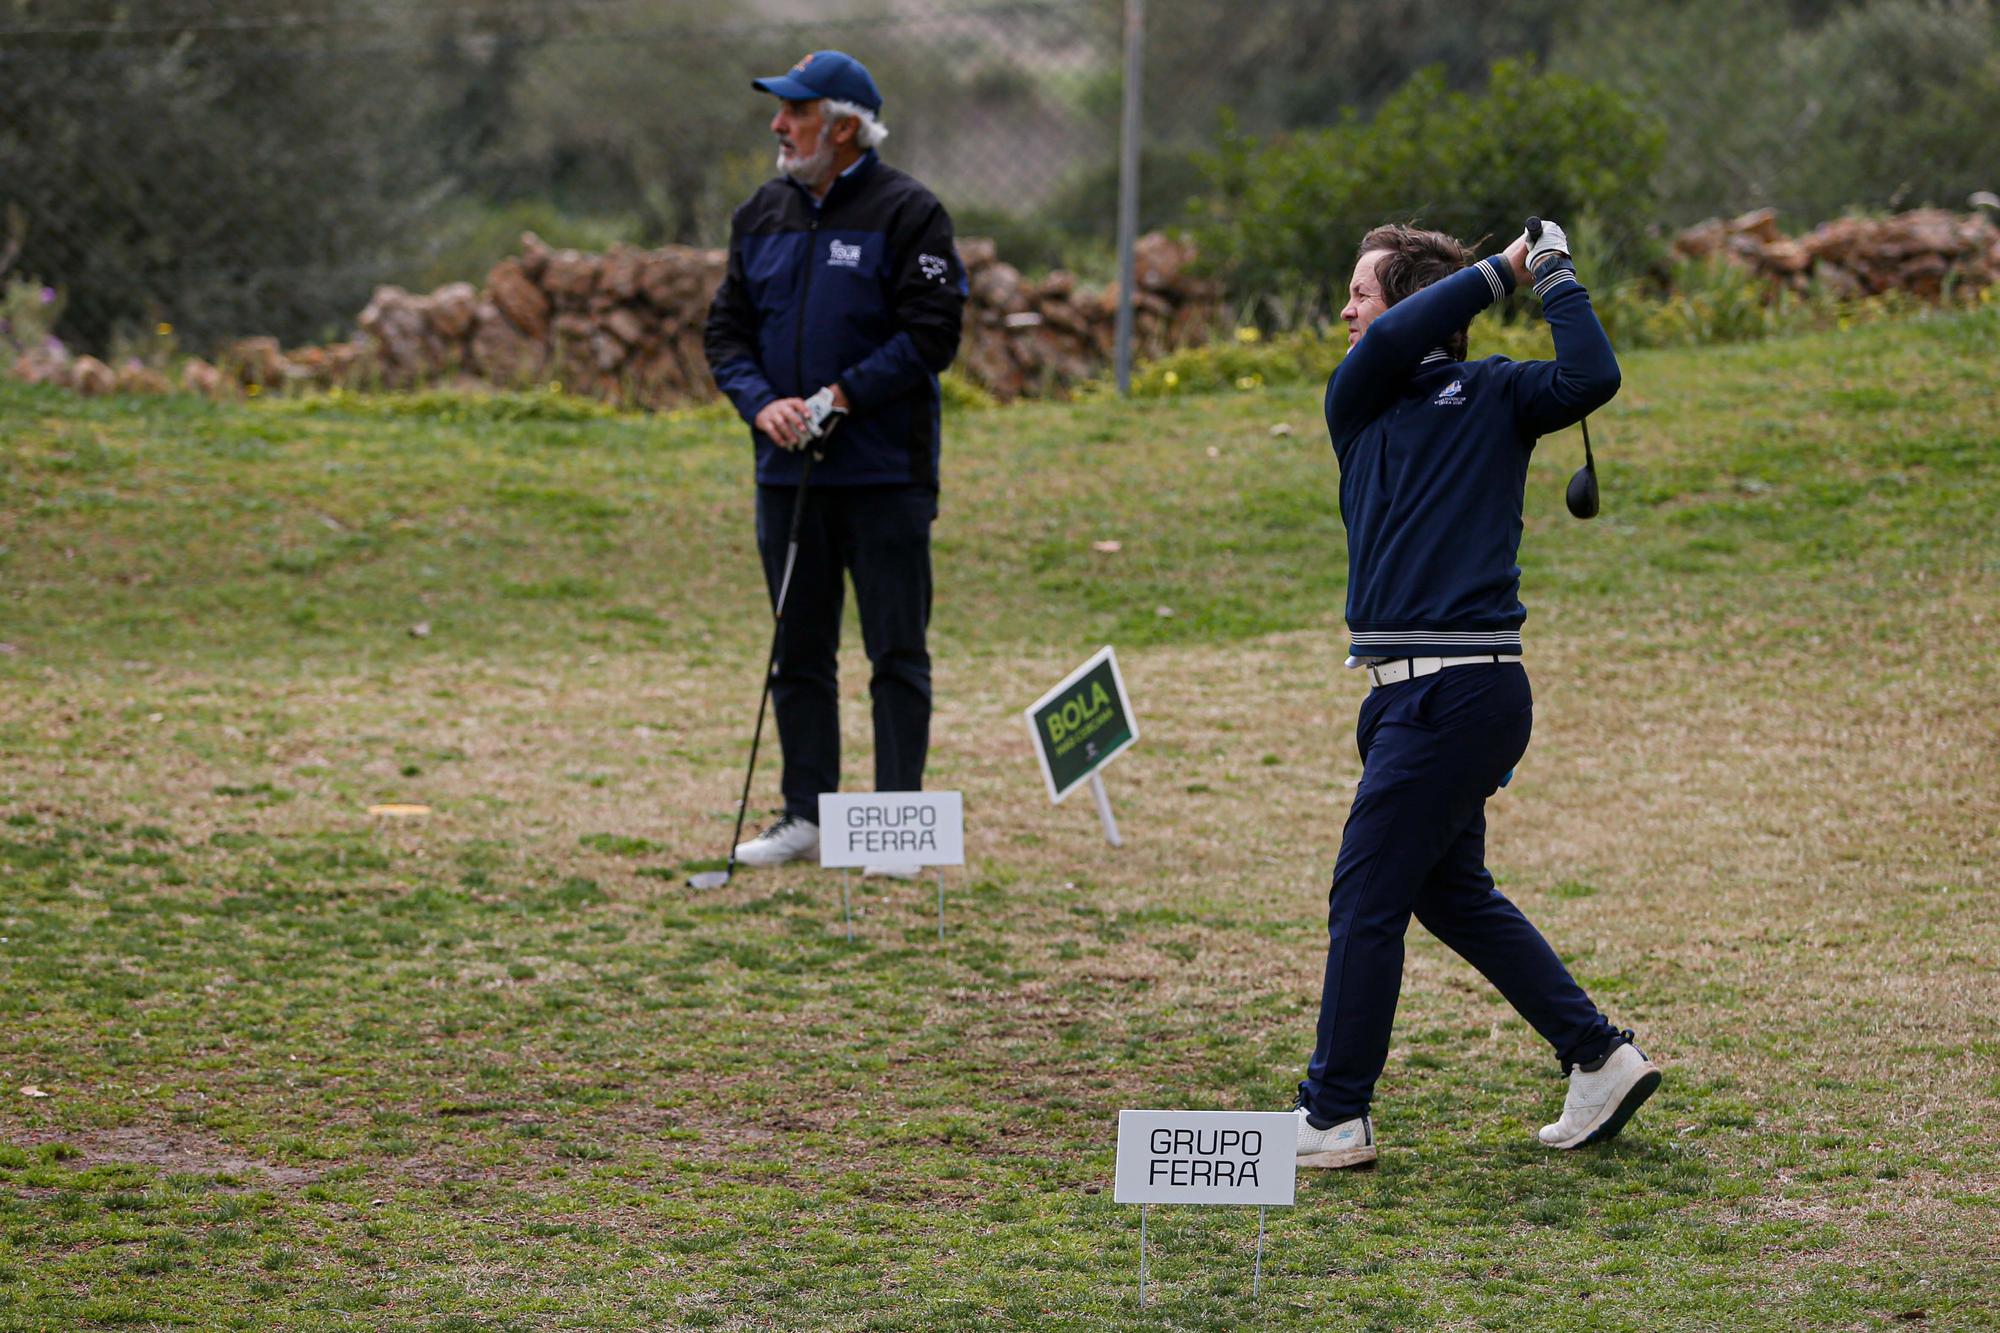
[[936, 868, 945, 940], [842, 868, 854, 943], [1255, 1206, 1266, 1297], [1139, 1204, 1147, 1307], [1089, 772, 1122, 847]]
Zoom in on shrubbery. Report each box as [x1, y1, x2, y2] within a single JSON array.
[[1195, 59, 1666, 325], [1114, 263, 1994, 399]]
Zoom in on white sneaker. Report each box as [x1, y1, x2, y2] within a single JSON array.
[[1539, 1040, 1661, 1149], [862, 863, 919, 880], [1293, 1107, 1377, 1170], [732, 814, 819, 867]]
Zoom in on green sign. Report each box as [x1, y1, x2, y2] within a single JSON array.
[[1025, 646, 1139, 803]]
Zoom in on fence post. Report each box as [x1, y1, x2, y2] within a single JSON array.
[[1113, 0, 1145, 395]]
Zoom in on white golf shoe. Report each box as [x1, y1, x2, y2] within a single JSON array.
[[862, 863, 918, 881], [732, 814, 819, 867], [1293, 1107, 1377, 1170], [1539, 1040, 1661, 1149]]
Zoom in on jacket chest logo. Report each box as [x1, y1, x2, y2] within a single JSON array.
[[828, 239, 863, 268], [1432, 379, 1466, 406]]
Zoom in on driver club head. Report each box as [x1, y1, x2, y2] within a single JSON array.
[[686, 867, 734, 890], [1566, 462, 1600, 519]]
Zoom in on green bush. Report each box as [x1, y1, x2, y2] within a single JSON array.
[[1196, 59, 1666, 325], [1109, 261, 1992, 400]]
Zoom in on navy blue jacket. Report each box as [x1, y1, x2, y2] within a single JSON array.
[[704, 152, 967, 489], [1324, 254, 1620, 659]]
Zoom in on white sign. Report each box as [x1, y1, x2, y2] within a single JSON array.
[[816, 792, 964, 870], [1113, 1110, 1297, 1207]]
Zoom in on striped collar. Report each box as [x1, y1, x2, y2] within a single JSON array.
[[1419, 349, 1451, 367]]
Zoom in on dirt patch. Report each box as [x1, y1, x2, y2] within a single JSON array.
[[6, 1124, 322, 1188]]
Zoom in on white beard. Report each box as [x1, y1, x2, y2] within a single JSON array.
[[777, 140, 836, 190]]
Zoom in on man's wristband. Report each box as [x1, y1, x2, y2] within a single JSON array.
[[1529, 255, 1579, 300]]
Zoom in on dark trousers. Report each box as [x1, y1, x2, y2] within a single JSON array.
[[1300, 663, 1618, 1121], [755, 483, 935, 823]]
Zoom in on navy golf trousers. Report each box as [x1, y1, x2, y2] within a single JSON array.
[[1300, 662, 1619, 1122], [755, 483, 935, 823]]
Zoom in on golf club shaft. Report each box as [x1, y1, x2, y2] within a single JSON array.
[[715, 450, 817, 877]]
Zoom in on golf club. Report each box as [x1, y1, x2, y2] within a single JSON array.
[[687, 416, 837, 890], [1525, 216, 1602, 520]]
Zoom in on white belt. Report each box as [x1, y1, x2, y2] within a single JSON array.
[[1365, 654, 1521, 688]]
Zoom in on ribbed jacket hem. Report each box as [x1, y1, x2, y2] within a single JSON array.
[[1347, 626, 1524, 658]]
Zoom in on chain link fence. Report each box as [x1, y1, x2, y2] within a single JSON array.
[[4, 0, 1996, 356], [2, 0, 1128, 353]]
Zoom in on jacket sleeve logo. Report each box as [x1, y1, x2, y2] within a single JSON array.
[[917, 253, 949, 282], [1433, 379, 1466, 406], [828, 239, 863, 268]]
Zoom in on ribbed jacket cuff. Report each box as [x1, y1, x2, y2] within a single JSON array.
[[1473, 256, 1516, 304], [1531, 257, 1580, 300]]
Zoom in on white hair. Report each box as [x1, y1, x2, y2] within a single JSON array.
[[821, 98, 889, 148]]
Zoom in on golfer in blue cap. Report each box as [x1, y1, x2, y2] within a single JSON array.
[[704, 52, 967, 879]]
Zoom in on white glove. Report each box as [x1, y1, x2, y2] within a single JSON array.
[[1527, 218, 1571, 278], [802, 386, 847, 442]]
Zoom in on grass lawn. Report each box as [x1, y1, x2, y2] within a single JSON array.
[[1, 307, 1995, 1330]]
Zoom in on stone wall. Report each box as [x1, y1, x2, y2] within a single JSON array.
[[12, 230, 1221, 406], [1672, 207, 2000, 299]]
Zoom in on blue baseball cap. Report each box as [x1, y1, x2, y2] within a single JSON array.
[[752, 50, 883, 114]]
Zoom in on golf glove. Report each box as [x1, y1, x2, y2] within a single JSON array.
[[1527, 219, 1572, 280], [802, 386, 847, 443]]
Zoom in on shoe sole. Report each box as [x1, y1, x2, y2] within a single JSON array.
[[1545, 1063, 1662, 1150], [732, 847, 819, 867], [1297, 1146, 1378, 1170]]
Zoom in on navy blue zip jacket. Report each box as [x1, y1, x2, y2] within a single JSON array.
[[1324, 253, 1620, 660], [704, 151, 968, 489]]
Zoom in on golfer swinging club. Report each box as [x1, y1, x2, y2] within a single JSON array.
[[1291, 219, 1661, 1169]]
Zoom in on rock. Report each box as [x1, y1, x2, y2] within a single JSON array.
[[1132, 231, 1195, 290], [1731, 207, 1782, 245], [601, 246, 644, 302], [358, 288, 438, 383], [604, 307, 647, 347], [519, 231, 552, 281], [590, 329, 626, 372], [71, 355, 117, 396], [487, 259, 551, 341], [8, 345, 70, 387], [427, 281, 480, 341], [969, 261, 1026, 312], [222, 336, 288, 387], [957, 236, 998, 271], [541, 249, 598, 305], [469, 301, 547, 385], [115, 362, 172, 394], [180, 358, 230, 398]]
